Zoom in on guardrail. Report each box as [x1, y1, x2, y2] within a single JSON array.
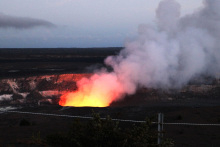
[[1, 110, 220, 145]]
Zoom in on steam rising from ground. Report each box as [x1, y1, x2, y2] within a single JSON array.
[[60, 0, 220, 106]]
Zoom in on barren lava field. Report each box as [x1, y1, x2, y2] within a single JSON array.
[[0, 48, 220, 146]]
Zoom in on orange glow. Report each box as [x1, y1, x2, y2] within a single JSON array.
[[56, 73, 92, 83], [59, 91, 110, 107], [59, 73, 124, 107]]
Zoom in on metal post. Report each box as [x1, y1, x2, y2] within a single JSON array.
[[157, 113, 164, 145]]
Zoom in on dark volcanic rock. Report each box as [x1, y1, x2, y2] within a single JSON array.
[[26, 90, 43, 104], [12, 93, 23, 100], [37, 79, 57, 91], [16, 79, 31, 92], [0, 83, 13, 94], [57, 81, 77, 91]]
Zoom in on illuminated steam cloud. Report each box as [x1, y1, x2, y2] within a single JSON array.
[[60, 0, 220, 106], [0, 13, 54, 29], [106, 0, 220, 89]]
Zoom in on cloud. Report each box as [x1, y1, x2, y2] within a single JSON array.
[[0, 13, 55, 29]]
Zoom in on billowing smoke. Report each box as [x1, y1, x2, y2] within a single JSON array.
[[0, 13, 55, 29], [106, 0, 220, 89], [60, 0, 220, 107]]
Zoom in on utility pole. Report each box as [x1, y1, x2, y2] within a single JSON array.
[[157, 113, 164, 145]]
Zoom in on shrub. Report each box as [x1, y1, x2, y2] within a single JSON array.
[[19, 118, 31, 126], [46, 112, 174, 147], [176, 115, 183, 120]]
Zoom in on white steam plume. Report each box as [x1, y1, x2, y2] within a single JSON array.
[[60, 0, 220, 106], [106, 0, 220, 90]]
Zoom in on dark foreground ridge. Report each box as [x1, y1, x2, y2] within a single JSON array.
[[0, 105, 220, 146]]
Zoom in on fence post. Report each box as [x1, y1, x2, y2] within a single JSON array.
[[157, 113, 164, 145]]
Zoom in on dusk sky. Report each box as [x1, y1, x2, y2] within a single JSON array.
[[0, 0, 202, 48]]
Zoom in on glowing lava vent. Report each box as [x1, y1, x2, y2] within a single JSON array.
[[59, 73, 124, 107]]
